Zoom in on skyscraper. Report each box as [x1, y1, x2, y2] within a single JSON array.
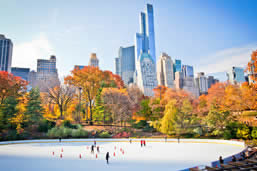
[[135, 4, 156, 63], [0, 34, 13, 72], [157, 53, 174, 88], [227, 66, 246, 84], [29, 55, 60, 92], [195, 72, 208, 95], [135, 4, 157, 96], [89, 53, 99, 67], [116, 46, 135, 85], [182, 65, 194, 78], [174, 59, 182, 72], [115, 57, 121, 76]]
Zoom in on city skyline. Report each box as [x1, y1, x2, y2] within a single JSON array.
[[1, 0, 257, 81]]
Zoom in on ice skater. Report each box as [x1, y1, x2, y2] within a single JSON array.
[[91, 145, 94, 153], [129, 139, 132, 144], [97, 146, 100, 153], [165, 136, 167, 142], [94, 140, 96, 146], [143, 140, 146, 146], [140, 140, 143, 147], [177, 136, 180, 143], [59, 137, 62, 142], [106, 152, 110, 164]]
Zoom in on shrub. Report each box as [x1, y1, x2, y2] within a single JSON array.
[[132, 120, 148, 129], [251, 127, 257, 139], [47, 127, 88, 138], [99, 131, 111, 138], [38, 119, 55, 132], [237, 125, 250, 140], [62, 120, 78, 129]]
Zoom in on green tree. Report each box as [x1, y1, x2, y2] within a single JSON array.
[[25, 88, 44, 125], [237, 124, 250, 140], [93, 89, 106, 123], [137, 99, 153, 120], [0, 96, 19, 129], [206, 105, 231, 136], [251, 127, 257, 139]]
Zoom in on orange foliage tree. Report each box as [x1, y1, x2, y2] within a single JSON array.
[[65, 66, 124, 124], [0, 71, 27, 104]]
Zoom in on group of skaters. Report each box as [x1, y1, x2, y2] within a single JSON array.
[[90, 140, 110, 164]]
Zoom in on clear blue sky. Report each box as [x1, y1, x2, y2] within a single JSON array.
[[1, 0, 257, 81]]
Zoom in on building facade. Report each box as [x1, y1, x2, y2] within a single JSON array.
[[174, 59, 182, 72], [182, 65, 194, 78], [135, 4, 157, 96], [227, 66, 246, 84], [89, 53, 99, 67], [157, 53, 174, 88], [29, 55, 59, 92], [74, 65, 86, 70], [0, 34, 13, 72], [115, 57, 121, 76], [195, 72, 208, 95], [11, 67, 30, 81], [117, 46, 135, 85]]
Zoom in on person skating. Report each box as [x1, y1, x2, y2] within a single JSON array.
[[97, 146, 100, 153], [219, 156, 224, 164], [143, 140, 146, 146], [129, 139, 132, 144], [94, 140, 96, 146], [59, 137, 61, 142], [91, 145, 94, 153], [140, 140, 143, 147], [106, 152, 110, 164]]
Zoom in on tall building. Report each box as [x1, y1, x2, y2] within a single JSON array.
[[0, 34, 13, 72], [248, 51, 256, 84], [182, 65, 194, 78], [207, 76, 219, 89], [114, 57, 121, 76], [227, 66, 246, 84], [174, 59, 182, 72], [11, 67, 30, 81], [89, 53, 99, 67], [195, 72, 208, 95], [116, 46, 135, 85], [135, 4, 157, 96], [29, 55, 59, 92], [157, 53, 174, 88]]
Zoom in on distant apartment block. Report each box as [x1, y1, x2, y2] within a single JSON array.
[[0, 34, 13, 72]]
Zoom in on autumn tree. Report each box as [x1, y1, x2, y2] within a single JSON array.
[[101, 88, 132, 126], [65, 66, 123, 124], [153, 85, 168, 100], [0, 71, 27, 104], [205, 82, 227, 109], [46, 85, 75, 119]]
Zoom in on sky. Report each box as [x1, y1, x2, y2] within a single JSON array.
[[1, 0, 257, 81]]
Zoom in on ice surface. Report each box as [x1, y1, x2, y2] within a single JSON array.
[[0, 139, 244, 171]]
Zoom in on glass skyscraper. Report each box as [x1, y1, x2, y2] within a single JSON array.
[[135, 4, 157, 96], [0, 34, 13, 72], [117, 46, 135, 85], [135, 4, 156, 63], [182, 65, 194, 78], [174, 59, 182, 72]]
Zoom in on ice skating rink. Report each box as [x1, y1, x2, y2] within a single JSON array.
[[0, 139, 245, 171]]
